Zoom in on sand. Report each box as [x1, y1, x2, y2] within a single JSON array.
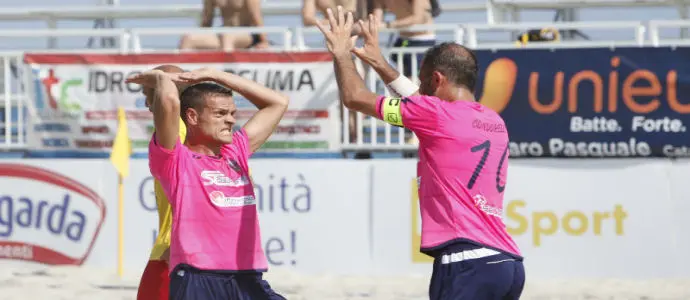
[[1, 266, 689, 300]]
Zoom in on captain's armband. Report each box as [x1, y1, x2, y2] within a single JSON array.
[[382, 97, 403, 127]]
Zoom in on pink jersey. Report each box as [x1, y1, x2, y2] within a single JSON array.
[[377, 95, 521, 257], [148, 128, 268, 272]]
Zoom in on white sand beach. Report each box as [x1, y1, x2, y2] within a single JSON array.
[[1, 266, 689, 300]]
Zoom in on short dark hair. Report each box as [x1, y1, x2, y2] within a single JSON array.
[[420, 42, 479, 92], [179, 82, 234, 123]]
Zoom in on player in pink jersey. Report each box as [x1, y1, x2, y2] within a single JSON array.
[[316, 7, 525, 300], [126, 67, 288, 300]]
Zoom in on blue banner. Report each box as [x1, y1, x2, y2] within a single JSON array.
[[474, 47, 690, 158]]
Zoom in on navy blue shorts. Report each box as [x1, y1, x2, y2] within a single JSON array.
[[428, 243, 525, 300], [169, 264, 285, 300]]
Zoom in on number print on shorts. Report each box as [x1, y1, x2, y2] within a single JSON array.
[[467, 140, 508, 193]]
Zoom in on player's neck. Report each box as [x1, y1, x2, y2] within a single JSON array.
[[440, 86, 476, 102], [185, 141, 221, 157]]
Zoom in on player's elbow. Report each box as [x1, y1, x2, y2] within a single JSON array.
[[276, 93, 290, 108], [343, 90, 374, 112], [344, 100, 367, 113], [270, 94, 289, 115], [342, 97, 357, 110]]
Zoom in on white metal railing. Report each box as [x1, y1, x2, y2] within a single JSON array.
[[0, 28, 130, 52], [0, 53, 27, 150], [130, 27, 293, 52], [295, 24, 464, 51], [0, 21, 658, 53], [1, 20, 690, 151], [466, 21, 647, 49], [648, 19, 690, 46]]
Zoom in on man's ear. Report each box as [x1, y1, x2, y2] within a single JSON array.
[[185, 108, 199, 126], [432, 70, 445, 85]]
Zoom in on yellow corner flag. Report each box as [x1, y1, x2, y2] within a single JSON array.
[[110, 107, 131, 178], [110, 107, 131, 279]]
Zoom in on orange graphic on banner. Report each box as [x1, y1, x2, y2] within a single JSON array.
[[478, 58, 518, 114]]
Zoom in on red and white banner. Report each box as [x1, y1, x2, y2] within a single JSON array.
[[0, 162, 107, 266], [23, 52, 341, 155]]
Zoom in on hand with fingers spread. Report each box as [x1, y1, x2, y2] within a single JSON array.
[[351, 13, 387, 69], [315, 6, 357, 58]]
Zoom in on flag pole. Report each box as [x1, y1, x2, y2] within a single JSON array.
[[117, 173, 124, 278], [111, 106, 130, 279]]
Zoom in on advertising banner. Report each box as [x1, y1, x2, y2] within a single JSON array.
[[2, 158, 690, 279], [0, 159, 373, 276], [474, 47, 690, 158], [0, 160, 117, 268], [23, 52, 341, 156], [370, 159, 690, 278]]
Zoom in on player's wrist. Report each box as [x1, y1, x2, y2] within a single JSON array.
[[368, 53, 388, 70], [333, 51, 352, 61], [204, 69, 225, 82], [154, 73, 172, 86], [387, 74, 419, 97]]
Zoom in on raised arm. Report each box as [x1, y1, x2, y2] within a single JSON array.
[[127, 70, 181, 150], [181, 68, 288, 152], [230, 74, 288, 152], [316, 7, 378, 117], [318, 7, 438, 134], [353, 14, 420, 98], [333, 50, 379, 117]]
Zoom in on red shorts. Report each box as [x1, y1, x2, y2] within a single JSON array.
[[137, 260, 170, 300]]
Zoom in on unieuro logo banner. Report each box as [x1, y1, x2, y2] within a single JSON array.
[[23, 52, 341, 156], [473, 47, 690, 158]]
